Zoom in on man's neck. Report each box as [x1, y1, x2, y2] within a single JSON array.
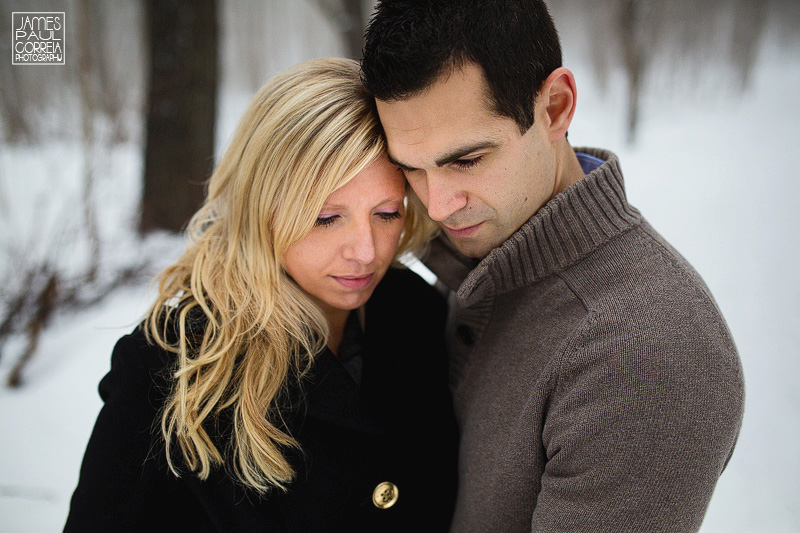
[[552, 140, 586, 199]]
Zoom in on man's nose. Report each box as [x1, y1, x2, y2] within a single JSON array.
[[342, 220, 377, 264], [424, 173, 468, 222]]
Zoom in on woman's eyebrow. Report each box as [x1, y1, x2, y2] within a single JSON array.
[[320, 195, 405, 211]]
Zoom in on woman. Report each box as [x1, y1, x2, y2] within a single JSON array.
[[64, 58, 457, 532]]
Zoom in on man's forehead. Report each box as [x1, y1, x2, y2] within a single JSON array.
[[377, 100, 510, 171]]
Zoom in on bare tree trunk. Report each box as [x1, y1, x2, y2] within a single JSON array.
[[315, 0, 368, 59], [77, 0, 101, 281], [620, 0, 645, 145], [91, 1, 127, 143], [140, 0, 218, 234], [0, 8, 32, 143], [731, 0, 768, 90], [341, 0, 367, 59]]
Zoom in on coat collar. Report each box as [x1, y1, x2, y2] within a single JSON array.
[[294, 306, 390, 436], [298, 347, 385, 435]]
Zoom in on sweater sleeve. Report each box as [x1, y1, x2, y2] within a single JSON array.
[[63, 330, 201, 533], [531, 311, 745, 533]]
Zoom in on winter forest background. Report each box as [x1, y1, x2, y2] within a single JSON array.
[[1, 0, 799, 531]]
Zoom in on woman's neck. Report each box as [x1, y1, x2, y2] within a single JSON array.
[[325, 308, 350, 357]]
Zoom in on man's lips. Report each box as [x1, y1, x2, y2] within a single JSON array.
[[444, 221, 484, 238], [332, 273, 374, 289]]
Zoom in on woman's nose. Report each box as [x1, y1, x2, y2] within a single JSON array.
[[342, 220, 376, 264]]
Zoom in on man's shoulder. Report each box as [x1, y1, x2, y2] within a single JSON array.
[[540, 220, 743, 423], [553, 218, 738, 367], [561, 219, 719, 311]]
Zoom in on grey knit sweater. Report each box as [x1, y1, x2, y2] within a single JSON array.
[[425, 147, 745, 532]]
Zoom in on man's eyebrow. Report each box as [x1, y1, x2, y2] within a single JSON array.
[[387, 141, 499, 171], [434, 141, 498, 167], [386, 151, 415, 171]]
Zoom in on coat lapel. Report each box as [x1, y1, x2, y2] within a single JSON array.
[[299, 348, 385, 435]]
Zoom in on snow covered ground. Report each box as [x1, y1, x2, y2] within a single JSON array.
[[2, 12, 799, 533]]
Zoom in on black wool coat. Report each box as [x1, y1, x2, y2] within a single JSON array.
[[64, 268, 458, 532]]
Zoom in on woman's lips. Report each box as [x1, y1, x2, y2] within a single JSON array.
[[332, 273, 374, 289], [445, 221, 484, 238]]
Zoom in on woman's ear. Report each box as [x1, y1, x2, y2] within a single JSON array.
[[539, 67, 577, 141]]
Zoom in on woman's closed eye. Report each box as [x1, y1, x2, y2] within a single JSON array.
[[315, 214, 340, 227], [315, 211, 400, 227], [376, 211, 402, 222]]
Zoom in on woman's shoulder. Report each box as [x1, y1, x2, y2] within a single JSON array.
[[114, 324, 176, 369], [98, 323, 181, 406], [112, 306, 208, 372]]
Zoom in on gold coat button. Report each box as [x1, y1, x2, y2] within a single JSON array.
[[372, 481, 399, 509]]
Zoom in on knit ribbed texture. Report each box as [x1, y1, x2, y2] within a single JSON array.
[[424, 148, 745, 533]]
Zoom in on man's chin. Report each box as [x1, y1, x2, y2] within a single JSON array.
[[444, 233, 495, 260]]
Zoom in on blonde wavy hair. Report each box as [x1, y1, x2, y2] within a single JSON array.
[[144, 58, 436, 493]]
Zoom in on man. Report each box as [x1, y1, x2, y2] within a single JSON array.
[[361, 1, 745, 531]]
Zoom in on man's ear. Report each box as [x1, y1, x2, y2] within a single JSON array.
[[539, 67, 577, 141]]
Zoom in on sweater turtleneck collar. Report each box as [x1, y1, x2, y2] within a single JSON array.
[[425, 147, 642, 307]]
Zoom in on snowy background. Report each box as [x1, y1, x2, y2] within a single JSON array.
[[1, 1, 799, 532]]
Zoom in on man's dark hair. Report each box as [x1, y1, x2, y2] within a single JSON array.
[[361, 0, 562, 132]]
